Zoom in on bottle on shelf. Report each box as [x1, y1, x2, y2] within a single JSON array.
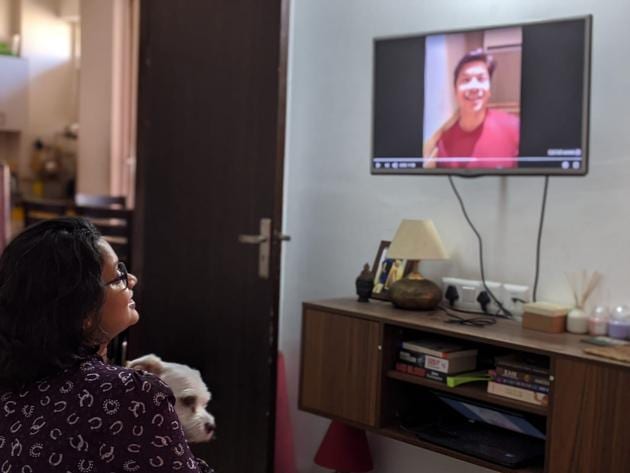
[[567, 306, 588, 334], [608, 305, 630, 340], [587, 305, 609, 336]]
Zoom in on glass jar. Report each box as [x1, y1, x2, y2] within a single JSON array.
[[588, 305, 609, 336], [608, 305, 630, 339]]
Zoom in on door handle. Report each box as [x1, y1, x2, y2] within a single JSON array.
[[274, 232, 291, 242], [238, 234, 268, 244], [238, 219, 291, 279], [238, 218, 272, 279]]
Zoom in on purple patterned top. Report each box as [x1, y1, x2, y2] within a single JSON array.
[[0, 356, 211, 472]]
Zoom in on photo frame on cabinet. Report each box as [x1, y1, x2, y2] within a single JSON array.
[[370, 240, 413, 301]]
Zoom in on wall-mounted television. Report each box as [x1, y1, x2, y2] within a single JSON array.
[[371, 16, 591, 176]]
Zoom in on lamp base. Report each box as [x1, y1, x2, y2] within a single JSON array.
[[389, 276, 442, 310]]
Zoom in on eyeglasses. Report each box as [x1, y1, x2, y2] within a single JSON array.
[[104, 262, 129, 290]]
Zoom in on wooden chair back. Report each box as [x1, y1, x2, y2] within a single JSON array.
[[74, 205, 134, 269], [75, 193, 127, 208], [22, 199, 70, 228]]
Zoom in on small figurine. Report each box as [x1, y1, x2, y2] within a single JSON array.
[[355, 263, 374, 302]]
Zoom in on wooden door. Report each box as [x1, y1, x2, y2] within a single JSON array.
[[300, 309, 382, 427], [547, 357, 630, 472], [132, 1, 289, 472]]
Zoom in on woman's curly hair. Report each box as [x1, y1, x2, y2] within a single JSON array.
[[0, 217, 107, 388]]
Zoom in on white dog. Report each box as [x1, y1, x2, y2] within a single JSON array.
[[127, 354, 216, 443]]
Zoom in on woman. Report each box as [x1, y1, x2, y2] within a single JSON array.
[[0, 217, 212, 472]]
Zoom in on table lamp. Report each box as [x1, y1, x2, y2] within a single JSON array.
[[314, 420, 373, 473], [386, 219, 447, 310]]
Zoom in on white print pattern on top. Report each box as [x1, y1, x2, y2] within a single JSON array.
[[0, 357, 211, 472]]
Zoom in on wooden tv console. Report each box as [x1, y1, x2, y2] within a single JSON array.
[[298, 298, 630, 473]]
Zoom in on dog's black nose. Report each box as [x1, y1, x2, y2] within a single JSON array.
[[205, 422, 215, 434]]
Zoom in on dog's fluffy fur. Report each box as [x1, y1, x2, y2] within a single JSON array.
[[127, 354, 216, 443]]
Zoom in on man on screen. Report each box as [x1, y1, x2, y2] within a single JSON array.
[[423, 49, 519, 169]]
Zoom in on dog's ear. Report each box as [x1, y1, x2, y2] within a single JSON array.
[[127, 354, 165, 375]]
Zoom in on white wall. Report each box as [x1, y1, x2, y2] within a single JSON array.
[[77, 0, 114, 194], [281, 1, 630, 472], [78, 0, 135, 198], [19, 0, 75, 180]]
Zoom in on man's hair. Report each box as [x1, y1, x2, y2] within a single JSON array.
[[0, 217, 106, 388], [453, 48, 496, 85]]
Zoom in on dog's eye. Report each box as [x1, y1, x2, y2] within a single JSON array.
[[180, 395, 197, 407]]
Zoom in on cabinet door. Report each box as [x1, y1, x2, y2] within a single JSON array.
[[300, 309, 381, 427], [548, 357, 630, 472]]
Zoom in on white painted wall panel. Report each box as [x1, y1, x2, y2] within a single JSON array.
[[281, 1, 630, 471]]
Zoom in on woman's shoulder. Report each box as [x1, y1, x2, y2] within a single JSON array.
[[74, 356, 174, 399], [53, 357, 179, 423]]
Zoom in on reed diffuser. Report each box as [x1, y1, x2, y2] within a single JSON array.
[[565, 270, 602, 334]]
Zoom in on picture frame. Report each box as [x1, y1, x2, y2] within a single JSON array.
[[370, 240, 413, 301]]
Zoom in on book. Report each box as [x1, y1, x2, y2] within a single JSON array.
[[424, 369, 447, 383], [401, 339, 478, 359], [494, 366, 550, 387], [395, 361, 447, 382], [495, 353, 550, 376], [490, 371, 550, 394], [399, 350, 426, 367], [395, 362, 426, 378], [446, 370, 491, 388], [487, 381, 549, 407], [424, 354, 477, 374]]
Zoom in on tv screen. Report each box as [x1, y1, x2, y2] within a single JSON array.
[[372, 16, 591, 176]]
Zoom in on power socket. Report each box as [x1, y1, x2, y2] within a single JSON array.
[[442, 277, 483, 312], [483, 281, 502, 315], [502, 284, 531, 317], [442, 277, 530, 316]]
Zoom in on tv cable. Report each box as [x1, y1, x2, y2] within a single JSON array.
[[448, 176, 512, 318]]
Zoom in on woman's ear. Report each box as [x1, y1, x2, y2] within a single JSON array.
[[127, 354, 165, 375]]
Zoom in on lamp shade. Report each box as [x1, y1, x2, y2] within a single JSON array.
[[387, 219, 447, 261], [314, 421, 373, 472]]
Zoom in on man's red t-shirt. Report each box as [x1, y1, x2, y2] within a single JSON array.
[[436, 109, 520, 169]]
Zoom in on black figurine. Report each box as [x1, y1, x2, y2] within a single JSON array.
[[355, 263, 374, 302]]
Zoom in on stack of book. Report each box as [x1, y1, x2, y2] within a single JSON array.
[[487, 354, 550, 406], [395, 339, 478, 384]]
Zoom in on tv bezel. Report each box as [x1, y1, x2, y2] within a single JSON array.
[[370, 15, 592, 177]]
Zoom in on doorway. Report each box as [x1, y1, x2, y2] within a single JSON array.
[[131, 1, 289, 472]]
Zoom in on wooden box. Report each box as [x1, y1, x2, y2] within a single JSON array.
[[522, 302, 568, 333]]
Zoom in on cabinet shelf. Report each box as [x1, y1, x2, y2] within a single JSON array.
[[387, 370, 548, 416], [380, 426, 544, 473]]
